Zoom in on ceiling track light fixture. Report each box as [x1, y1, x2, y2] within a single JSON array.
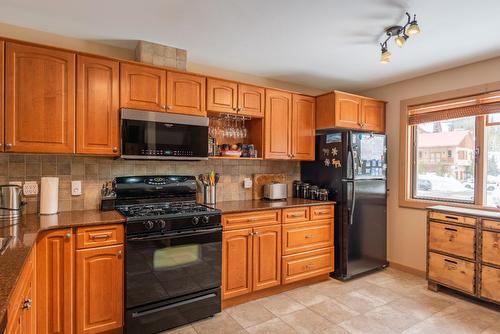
[[379, 12, 421, 64]]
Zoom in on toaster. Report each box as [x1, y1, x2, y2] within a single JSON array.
[[263, 183, 288, 200]]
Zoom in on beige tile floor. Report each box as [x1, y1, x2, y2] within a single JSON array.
[[162, 268, 500, 334]]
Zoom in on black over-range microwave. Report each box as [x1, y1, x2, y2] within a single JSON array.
[[120, 108, 209, 160]]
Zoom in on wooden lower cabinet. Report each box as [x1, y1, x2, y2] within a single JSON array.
[[36, 228, 74, 334], [480, 265, 500, 303], [76, 245, 124, 334], [222, 229, 253, 300], [282, 220, 333, 255], [253, 225, 281, 291], [482, 230, 500, 266], [7, 247, 36, 334], [428, 252, 475, 294], [428, 222, 475, 260], [282, 247, 334, 285]]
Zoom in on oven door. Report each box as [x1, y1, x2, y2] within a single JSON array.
[[125, 227, 222, 309], [121, 108, 208, 160]]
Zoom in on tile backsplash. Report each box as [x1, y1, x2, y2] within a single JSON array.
[[0, 154, 300, 214]]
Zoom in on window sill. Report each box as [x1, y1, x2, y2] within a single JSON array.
[[399, 197, 500, 212]]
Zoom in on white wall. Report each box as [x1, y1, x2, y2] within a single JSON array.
[[362, 56, 500, 271]]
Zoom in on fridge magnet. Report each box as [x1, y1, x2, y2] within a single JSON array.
[[331, 147, 338, 157], [324, 158, 331, 167], [322, 148, 330, 157], [332, 159, 342, 168]]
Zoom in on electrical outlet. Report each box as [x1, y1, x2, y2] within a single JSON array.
[[243, 178, 252, 189], [23, 181, 39, 196], [71, 181, 82, 196]]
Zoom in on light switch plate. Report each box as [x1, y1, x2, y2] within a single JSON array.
[[243, 178, 252, 189], [23, 181, 39, 196], [71, 181, 82, 196]]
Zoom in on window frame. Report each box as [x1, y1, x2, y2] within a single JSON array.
[[399, 82, 500, 211]]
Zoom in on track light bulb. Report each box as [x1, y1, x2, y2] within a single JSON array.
[[395, 35, 406, 47], [380, 49, 391, 64], [406, 21, 420, 35]]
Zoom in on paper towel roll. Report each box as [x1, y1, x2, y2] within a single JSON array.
[[40, 177, 59, 215]]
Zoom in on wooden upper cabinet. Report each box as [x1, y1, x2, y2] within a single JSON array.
[[207, 78, 237, 114], [36, 228, 74, 334], [264, 89, 292, 159], [5, 42, 76, 153], [238, 84, 265, 118], [166, 71, 206, 116], [316, 91, 385, 133], [361, 99, 385, 133], [222, 228, 253, 300], [0, 41, 4, 152], [120, 63, 166, 112], [291, 94, 315, 161], [252, 225, 281, 291], [76, 244, 124, 334], [335, 92, 361, 129], [76, 55, 119, 155]]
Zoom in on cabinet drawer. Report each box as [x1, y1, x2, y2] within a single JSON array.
[[483, 219, 500, 231], [310, 205, 334, 221], [480, 265, 500, 303], [282, 220, 333, 255], [429, 211, 476, 226], [428, 222, 475, 259], [76, 224, 124, 249], [283, 207, 309, 224], [428, 252, 474, 294], [482, 231, 500, 266], [282, 247, 334, 284], [222, 210, 281, 230]]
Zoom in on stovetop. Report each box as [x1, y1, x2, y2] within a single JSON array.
[[116, 201, 218, 220]]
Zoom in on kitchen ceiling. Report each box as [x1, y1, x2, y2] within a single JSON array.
[[1, 0, 499, 92]]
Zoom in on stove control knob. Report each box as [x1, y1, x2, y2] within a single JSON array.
[[192, 216, 200, 225], [144, 220, 154, 230], [202, 216, 210, 224], [158, 219, 166, 229]]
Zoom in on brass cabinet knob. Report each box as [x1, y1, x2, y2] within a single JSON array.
[[65, 233, 71, 239], [117, 250, 123, 257], [5, 143, 12, 149], [22, 298, 32, 310], [167, 105, 173, 110], [112, 147, 118, 153], [161, 104, 166, 109]]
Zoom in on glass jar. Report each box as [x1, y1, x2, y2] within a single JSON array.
[[309, 186, 319, 200], [299, 183, 310, 199], [292, 181, 302, 198], [318, 189, 329, 201]]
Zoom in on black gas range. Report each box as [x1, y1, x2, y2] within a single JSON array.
[[113, 175, 222, 334]]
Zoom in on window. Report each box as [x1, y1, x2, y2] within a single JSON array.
[[413, 117, 475, 203], [402, 88, 500, 209]]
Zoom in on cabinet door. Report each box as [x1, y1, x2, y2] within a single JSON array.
[[36, 228, 74, 334], [207, 78, 237, 114], [166, 71, 206, 116], [361, 99, 385, 133], [238, 84, 265, 118], [76, 244, 124, 334], [5, 42, 75, 153], [253, 225, 281, 291], [120, 63, 166, 112], [222, 228, 253, 300], [76, 55, 119, 155], [0, 41, 4, 152], [334, 92, 361, 129], [264, 89, 292, 159], [291, 94, 315, 161], [481, 265, 500, 303]]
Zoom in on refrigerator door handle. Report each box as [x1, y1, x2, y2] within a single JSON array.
[[346, 180, 356, 226]]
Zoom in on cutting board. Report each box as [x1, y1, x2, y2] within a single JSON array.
[[252, 173, 286, 200]]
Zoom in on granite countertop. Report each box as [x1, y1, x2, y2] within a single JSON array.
[[214, 198, 335, 214], [0, 210, 125, 332], [428, 205, 500, 220]]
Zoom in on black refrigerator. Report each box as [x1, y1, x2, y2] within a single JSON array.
[[301, 130, 388, 280]]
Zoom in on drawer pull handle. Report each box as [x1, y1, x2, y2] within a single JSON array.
[[289, 213, 303, 218], [304, 234, 315, 239], [444, 258, 458, 270], [444, 259, 458, 264], [444, 215, 459, 220], [246, 218, 258, 222], [22, 298, 32, 310], [305, 264, 315, 270], [315, 210, 329, 215], [444, 227, 458, 232], [90, 233, 111, 240]]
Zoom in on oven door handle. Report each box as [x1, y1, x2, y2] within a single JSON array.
[[131, 292, 217, 318], [127, 227, 222, 241]]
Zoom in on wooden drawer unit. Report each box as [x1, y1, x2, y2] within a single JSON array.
[[480, 265, 500, 303], [428, 252, 474, 294], [282, 207, 309, 224], [282, 247, 334, 285], [429, 211, 476, 226], [76, 224, 124, 249], [428, 222, 475, 259], [222, 210, 281, 230], [482, 230, 500, 266], [483, 219, 500, 231], [282, 220, 333, 255], [310, 205, 334, 221]]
